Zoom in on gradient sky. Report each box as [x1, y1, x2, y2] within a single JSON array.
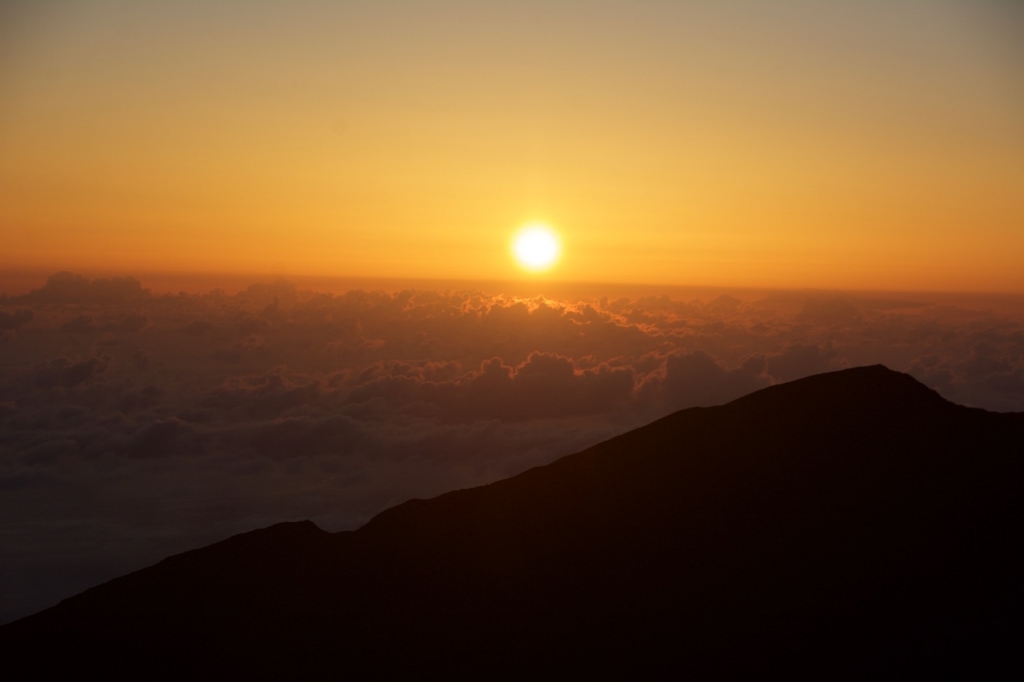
[[2, 1, 1022, 291]]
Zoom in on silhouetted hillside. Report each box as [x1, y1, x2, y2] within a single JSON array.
[[4, 366, 1022, 679]]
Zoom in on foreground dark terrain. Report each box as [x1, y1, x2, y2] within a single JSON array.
[[4, 366, 1022, 678]]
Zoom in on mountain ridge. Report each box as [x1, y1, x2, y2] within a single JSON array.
[[4, 365, 1022, 678]]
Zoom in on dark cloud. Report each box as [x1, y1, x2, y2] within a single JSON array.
[[60, 315, 95, 334], [212, 344, 245, 363], [0, 309, 33, 332], [795, 297, 862, 326], [203, 374, 327, 420], [237, 315, 272, 336], [0, 467, 53, 491], [962, 342, 1012, 378], [766, 343, 843, 382], [18, 272, 148, 304], [463, 353, 636, 420], [908, 355, 954, 390], [345, 352, 637, 422], [26, 271, 92, 303], [117, 313, 148, 333], [31, 357, 108, 389], [117, 385, 162, 413], [640, 351, 770, 411], [988, 369, 1024, 398], [182, 320, 212, 336], [21, 439, 78, 465], [120, 418, 195, 459], [244, 415, 362, 460]]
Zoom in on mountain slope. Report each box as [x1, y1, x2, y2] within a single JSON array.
[[4, 366, 1022, 678]]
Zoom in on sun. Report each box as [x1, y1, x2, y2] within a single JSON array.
[[512, 223, 561, 272]]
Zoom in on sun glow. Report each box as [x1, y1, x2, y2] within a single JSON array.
[[512, 224, 561, 272]]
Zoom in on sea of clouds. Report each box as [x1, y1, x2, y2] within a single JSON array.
[[1, 272, 1022, 623]]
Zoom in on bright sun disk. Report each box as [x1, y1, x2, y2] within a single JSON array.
[[513, 225, 560, 271]]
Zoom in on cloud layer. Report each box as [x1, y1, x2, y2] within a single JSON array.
[[1, 273, 1022, 623]]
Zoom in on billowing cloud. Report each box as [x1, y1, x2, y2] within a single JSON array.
[[639, 350, 770, 411], [348, 352, 636, 421], [766, 343, 844, 382], [16, 272, 148, 304], [59, 315, 95, 334], [30, 357, 108, 389], [1, 272, 1022, 625], [0, 309, 32, 332]]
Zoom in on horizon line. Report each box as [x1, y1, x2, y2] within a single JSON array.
[[2, 265, 1024, 299]]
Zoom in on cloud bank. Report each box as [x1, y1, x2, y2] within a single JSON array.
[[1, 273, 1022, 623]]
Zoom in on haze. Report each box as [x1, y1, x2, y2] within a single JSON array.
[[2, 1, 1022, 291]]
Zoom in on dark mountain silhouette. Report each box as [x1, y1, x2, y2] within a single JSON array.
[[4, 366, 1022, 678]]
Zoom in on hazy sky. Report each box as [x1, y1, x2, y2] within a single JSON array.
[[2, 1, 1022, 291]]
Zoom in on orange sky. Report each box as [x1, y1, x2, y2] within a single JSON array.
[[1, 1, 1022, 292]]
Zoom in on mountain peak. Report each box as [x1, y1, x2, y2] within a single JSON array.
[[727, 364, 950, 414], [4, 367, 1022, 678]]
